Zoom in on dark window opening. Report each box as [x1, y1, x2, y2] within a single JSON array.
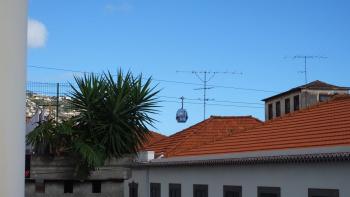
[[169, 183, 181, 197], [64, 181, 74, 193], [193, 184, 208, 197], [25, 154, 31, 178], [275, 101, 281, 117], [92, 181, 101, 193], [258, 187, 280, 197], [129, 182, 138, 197], [308, 188, 339, 197], [223, 185, 242, 197], [35, 180, 45, 193], [150, 183, 161, 197], [268, 104, 273, 120], [285, 98, 290, 114], [319, 94, 332, 102], [294, 95, 300, 111]]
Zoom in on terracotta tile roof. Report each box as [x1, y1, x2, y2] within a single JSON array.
[[145, 116, 263, 157], [177, 95, 350, 157], [142, 131, 167, 148], [262, 80, 350, 101]]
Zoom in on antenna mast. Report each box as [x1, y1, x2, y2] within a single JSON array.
[[176, 70, 242, 120], [292, 55, 327, 84]]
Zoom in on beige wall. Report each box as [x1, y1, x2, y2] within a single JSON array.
[[264, 89, 349, 120]]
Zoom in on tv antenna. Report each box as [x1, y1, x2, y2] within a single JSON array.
[[288, 55, 327, 84], [176, 70, 242, 120]]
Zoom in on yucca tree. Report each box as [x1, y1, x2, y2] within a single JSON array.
[[27, 70, 160, 177], [69, 71, 159, 176]]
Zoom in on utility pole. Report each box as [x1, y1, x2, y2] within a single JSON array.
[[176, 70, 242, 120], [291, 55, 327, 84]]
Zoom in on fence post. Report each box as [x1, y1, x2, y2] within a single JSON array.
[[56, 83, 59, 121]]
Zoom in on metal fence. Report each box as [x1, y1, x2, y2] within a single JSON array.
[[26, 81, 76, 120]]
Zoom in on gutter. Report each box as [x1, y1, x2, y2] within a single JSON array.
[[131, 152, 350, 168]]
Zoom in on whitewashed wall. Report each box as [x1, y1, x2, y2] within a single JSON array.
[[125, 162, 350, 197]]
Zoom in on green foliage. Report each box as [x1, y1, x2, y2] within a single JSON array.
[[26, 70, 160, 178]]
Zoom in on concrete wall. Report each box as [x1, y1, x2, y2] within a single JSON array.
[[25, 156, 131, 197], [264, 89, 349, 120], [124, 162, 350, 197], [26, 180, 123, 197]]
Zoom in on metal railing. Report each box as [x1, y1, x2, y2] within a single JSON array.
[[26, 81, 76, 120]]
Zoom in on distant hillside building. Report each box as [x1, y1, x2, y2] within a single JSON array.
[[262, 80, 349, 120]]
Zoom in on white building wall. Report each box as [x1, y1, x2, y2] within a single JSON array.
[[0, 0, 27, 197], [125, 162, 350, 197]]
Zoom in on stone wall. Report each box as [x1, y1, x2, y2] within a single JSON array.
[[26, 156, 132, 197]]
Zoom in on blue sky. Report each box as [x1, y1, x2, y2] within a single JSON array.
[[27, 0, 350, 135]]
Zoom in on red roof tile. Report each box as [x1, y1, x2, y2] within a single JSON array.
[[141, 131, 167, 149], [145, 116, 262, 157], [176, 95, 350, 157]]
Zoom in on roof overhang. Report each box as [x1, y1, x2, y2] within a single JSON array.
[[131, 146, 350, 168]]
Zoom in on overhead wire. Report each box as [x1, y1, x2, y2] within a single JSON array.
[[28, 65, 278, 93]]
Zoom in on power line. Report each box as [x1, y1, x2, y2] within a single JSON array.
[[160, 100, 264, 109], [28, 65, 278, 93], [159, 96, 263, 105]]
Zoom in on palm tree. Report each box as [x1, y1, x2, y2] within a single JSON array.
[[27, 70, 160, 177]]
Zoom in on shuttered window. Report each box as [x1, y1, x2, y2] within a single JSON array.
[[193, 184, 208, 197], [150, 183, 161, 197], [258, 187, 280, 197], [223, 185, 242, 197], [169, 183, 181, 197], [308, 188, 339, 197]]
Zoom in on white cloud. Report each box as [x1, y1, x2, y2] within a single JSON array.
[[27, 19, 48, 48], [104, 2, 133, 13]]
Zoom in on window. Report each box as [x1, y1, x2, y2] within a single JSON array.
[[258, 187, 280, 197], [92, 181, 101, 193], [223, 185, 242, 197], [150, 183, 161, 197], [193, 184, 208, 197], [308, 188, 339, 197], [293, 95, 300, 111], [64, 181, 74, 193], [25, 154, 31, 178], [268, 104, 273, 120], [275, 101, 281, 117], [169, 183, 181, 197], [285, 98, 290, 114], [319, 94, 331, 102], [129, 182, 138, 197], [35, 180, 45, 193]]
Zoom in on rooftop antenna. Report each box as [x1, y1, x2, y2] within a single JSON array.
[[176, 70, 242, 120], [288, 55, 327, 84]]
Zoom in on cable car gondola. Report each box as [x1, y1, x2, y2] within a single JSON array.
[[176, 96, 188, 123]]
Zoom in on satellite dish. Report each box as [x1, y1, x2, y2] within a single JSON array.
[[176, 96, 188, 123]]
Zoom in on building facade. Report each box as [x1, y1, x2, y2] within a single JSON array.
[[125, 95, 350, 197], [262, 80, 349, 121]]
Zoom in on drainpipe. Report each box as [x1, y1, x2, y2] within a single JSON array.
[[0, 0, 27, 197]]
